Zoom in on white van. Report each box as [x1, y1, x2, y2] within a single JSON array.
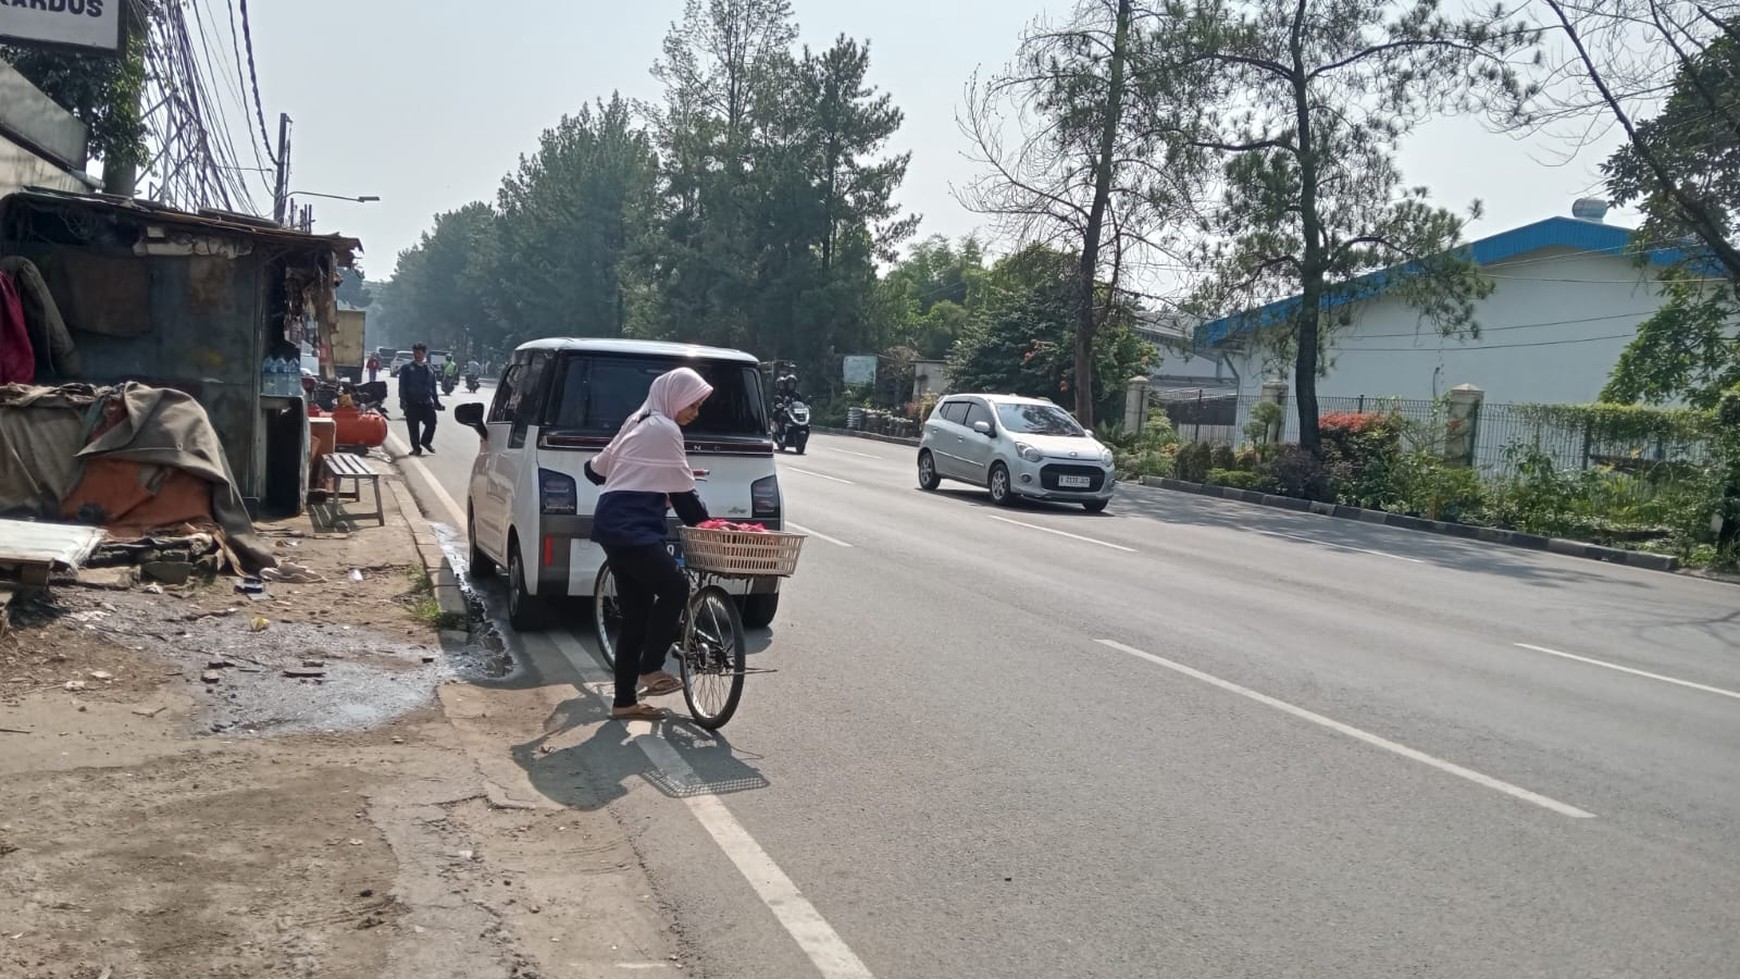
[[457, 339, 785, 631]]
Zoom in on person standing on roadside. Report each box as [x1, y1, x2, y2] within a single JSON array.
[[366, 352, 381, 383], [398, 343, 442, 456]]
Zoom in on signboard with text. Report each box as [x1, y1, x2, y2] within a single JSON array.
[[842, 355, 877, 387], [0, 1, 126, 55]]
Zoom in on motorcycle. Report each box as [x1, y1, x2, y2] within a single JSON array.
[[772, 398, 811, 454], [464, 373, 480, 394], [440, 374, 459, 397]]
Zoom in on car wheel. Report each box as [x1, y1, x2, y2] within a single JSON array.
[[739, 593, 779, 630], [917, 451, 941, 491], [1082, 499, 1110, 514], [468, 504, 497, 577], [506, 539, 547, 631], [987, 463, 1014, 507]]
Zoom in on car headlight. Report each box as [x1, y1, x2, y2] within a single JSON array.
[[1101, 448, 1115, 465], [1015, 442, 1043, 463]]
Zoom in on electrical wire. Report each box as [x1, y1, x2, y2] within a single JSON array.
[[234, 0, 279, 166]]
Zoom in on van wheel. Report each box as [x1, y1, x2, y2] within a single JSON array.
[[507, 540, 547, 631], [739, 594, 779, 630], [467, 505, 496, 577]]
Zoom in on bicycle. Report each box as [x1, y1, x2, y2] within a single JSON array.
[[593, 526, 804, 730]]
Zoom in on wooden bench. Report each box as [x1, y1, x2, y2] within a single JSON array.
[[322, 452, 384, 525]]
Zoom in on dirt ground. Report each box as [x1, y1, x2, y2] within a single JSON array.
[[0, 473, 679, 979]]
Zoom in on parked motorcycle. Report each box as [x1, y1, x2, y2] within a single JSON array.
[[772, 398, 811, 454], [464, 373, 480, 394]]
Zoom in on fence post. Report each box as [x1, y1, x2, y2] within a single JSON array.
[[1445, 384, 1484, 468], [1123, 375, 1149, 434], [1259, 379, 1288, 445]]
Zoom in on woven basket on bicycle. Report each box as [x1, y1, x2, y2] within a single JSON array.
[[678, 526, 806, 578]]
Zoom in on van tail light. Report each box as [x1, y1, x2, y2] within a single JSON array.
[[539, 469, 577, 515], [543, 535, 556, 567], [751, 475, 781, 520]]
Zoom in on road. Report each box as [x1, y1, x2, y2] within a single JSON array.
[[388, 382, 1740, 978]]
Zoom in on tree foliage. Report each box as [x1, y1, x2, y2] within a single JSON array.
[[1164, 0, 1538, 453]]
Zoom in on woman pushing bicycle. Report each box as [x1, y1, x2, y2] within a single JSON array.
[[583, 367, 714, 721]]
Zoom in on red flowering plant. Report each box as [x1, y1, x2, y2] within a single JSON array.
[[1317, 411, 1404, 509]]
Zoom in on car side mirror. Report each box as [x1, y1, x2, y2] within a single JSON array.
[[972, 421, 993, 436], [454, 402, 488, 437]]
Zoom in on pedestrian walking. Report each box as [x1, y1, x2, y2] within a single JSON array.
[[366, 352, 380, 383], [398, 343, 442, 456]]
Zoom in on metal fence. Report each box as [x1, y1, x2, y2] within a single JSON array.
[[1154, 390, 1714, 479]]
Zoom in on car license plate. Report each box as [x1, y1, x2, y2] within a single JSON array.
[[1059, 475, 1092, 489]]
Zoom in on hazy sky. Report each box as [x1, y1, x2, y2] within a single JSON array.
[[242, 0, 1627, 279]]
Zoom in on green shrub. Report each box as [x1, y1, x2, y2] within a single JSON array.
[[1254, 444, 1335, 502], [1319, 410, 1405, 510], [1234, 448, 1263, 472], [1243, 401, 1284, 445], [1207, 468, 1275, 492], [1099, 419, 1181, 479], [1209, 444, 1237, 471], [1174, 442, 1213, 483], [1387, 450, 1486, 522]]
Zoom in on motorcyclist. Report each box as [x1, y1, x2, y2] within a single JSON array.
[[464, 358, 480, 381]]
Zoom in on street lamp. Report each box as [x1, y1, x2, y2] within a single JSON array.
[[286, 191, 381, 203]]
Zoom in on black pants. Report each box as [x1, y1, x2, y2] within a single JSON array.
[[603, 543, 687, 707], [404, 403, 437, 449]]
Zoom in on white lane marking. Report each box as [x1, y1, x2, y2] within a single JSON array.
[[1515, 643, 1740, 702], [1095, 639, 1596, 819], [787, 522, 854, 548], [386, 432, 467, 525], [786, 466, 855, 485], [545, 631, 876, 979], [987, 514, 1136, 553], [824, 446, 882, 460], [1257, 529, 1424, 564]]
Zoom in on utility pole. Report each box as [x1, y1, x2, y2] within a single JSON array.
[[272, 113, 292, 225]]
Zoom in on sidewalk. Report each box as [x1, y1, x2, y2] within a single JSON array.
[[0, 456, 679, 978]]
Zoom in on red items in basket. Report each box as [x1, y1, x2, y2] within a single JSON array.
[[697, 519, 767, 533]]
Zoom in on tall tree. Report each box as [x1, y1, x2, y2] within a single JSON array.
[[379, 204, 498, 355], [489, 94, 658, 343], [961, 0, 1193, 426], [1596, 19, 1740, 408], [1168, 0, 1538, 454]]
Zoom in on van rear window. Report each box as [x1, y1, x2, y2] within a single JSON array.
[[546, 355, 768, 438]]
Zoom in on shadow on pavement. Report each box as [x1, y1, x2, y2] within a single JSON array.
[[1110, 483, 1651, 591]]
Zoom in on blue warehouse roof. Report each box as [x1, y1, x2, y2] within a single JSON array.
[[1194, 216, 1690, 347]]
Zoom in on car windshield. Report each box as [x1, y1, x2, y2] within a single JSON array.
[[546, 354, 767, 438], [996, 402, 1086, 437]]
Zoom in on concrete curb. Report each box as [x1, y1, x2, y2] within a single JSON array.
[[382, 469, 469, 620], [1141, 475, 1683, 574], [814, 425, 920, 448]]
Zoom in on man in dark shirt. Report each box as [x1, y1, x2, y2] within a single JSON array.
[[397, 343, 443, 456]]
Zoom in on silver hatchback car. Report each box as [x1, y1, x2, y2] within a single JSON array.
[[917, 394, 1116, 512]]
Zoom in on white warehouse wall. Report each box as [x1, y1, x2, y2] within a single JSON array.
[[1225, 245, 1668, 406]]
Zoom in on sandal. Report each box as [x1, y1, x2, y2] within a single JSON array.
[[639, 673, 683, 697], [610, 702, 668, 722]]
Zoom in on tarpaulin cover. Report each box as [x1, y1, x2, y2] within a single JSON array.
[[0, 271, 30, 385], [0, 382, 276, 573]]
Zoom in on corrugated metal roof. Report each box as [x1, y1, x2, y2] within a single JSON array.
[[0, 519, 104, 571], [3, 188, 362, 261], [1195, 216, 1690, 347]]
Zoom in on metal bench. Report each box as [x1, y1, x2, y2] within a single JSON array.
[[322, 452, 384, 525]]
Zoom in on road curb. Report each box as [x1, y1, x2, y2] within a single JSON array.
[[1140, 475, 1684, 575], [382, 464, 469, 621], [814, 425, 920, 448]]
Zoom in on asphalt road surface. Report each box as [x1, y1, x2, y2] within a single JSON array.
[[387, 382, 1740, 979]]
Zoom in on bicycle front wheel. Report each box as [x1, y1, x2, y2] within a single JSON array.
[[680, 585, 747, 730], [593, 561, 621, 668]]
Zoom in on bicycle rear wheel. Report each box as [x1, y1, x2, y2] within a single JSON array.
[[593, 561, 621, 668], [680, 585, 746, 730]]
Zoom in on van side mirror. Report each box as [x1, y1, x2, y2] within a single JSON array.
[[972, 420, 993, 436], [454, 402, 487, 437]]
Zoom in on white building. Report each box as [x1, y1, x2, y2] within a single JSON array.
[[1195, 204, 1684, 409]]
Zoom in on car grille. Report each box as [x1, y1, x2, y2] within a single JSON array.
[[1040, 464, 1106, 492]]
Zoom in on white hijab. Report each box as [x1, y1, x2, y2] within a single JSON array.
[[591, 367, 714, 494]]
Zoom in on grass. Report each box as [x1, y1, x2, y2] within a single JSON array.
[[404, 568, 466, 631]]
